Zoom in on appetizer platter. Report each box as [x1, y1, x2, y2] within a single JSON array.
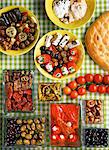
[[0, 0, 109, 150]]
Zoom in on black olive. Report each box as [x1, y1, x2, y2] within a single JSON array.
[[53, 66, 57, 71], [54, 54, 59, 59], [58, 64, 63, 68], [40, 46, 46, 51], [41, 50, 46, 54], [49, 71, 53, 75], [45, 50, 51, 55], [40, 64, 45, 69]]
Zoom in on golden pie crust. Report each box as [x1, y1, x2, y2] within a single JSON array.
[[85, 11, 109, 71]]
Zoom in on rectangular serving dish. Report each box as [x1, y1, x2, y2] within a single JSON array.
[[2, 69, 35, 113], [2, 115, 47, 148], [49, 102, 81, 147]]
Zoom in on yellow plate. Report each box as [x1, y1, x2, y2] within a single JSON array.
[[0, 6, 40, 56], [45, 0, 96, 29], [34, 30, 85, 80]]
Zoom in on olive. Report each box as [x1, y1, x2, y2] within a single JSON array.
[[58, 64, 63, 68], [28, 33, 33, 38], [29, 23, 35, 28], [25, 134, 32, 140], [63, 57, 68, 63], [30, 28, 35, 33], [40, 64, 45, 69], [49, 71, 54, 75], [39, 139, 45, 144], [29, 130, 34, 135], [25, 40, 30, 46], [61, 51, 67, 57], [34, 134, 38, 140], [36, 124, 42, 131], [31, 123, 35, 130], [16, 139, 23, 145], [27, 124, 31, 130], [21, 132, 26, 137], [20, 42, 26, 49], [27, 119, 33, 124], [45, 50, 51, 55], [54, 54, 59, 59], [23, 120, 27, 124], [20, 125, 26, 132], [39, 132, 45, 139], [41, 50, 46, 54], [40, 46, 46, 51], [53, 66, 57, 71], [31, 139, 36, 145], [23, 139, 30, 145], [17, 119, 22, 124], [28, 36, 35, 42]]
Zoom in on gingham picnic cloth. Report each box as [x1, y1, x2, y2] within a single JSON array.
[[0, 0, 109, 150]]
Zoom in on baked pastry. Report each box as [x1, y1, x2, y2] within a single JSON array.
[[85, 11, 109, 71]]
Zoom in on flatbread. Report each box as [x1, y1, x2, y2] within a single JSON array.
[[85, 11, 109, 71]]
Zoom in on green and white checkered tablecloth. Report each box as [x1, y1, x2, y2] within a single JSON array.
[[0, 0, 109, 149]]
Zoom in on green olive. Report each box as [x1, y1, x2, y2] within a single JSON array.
[[25, 129, 29, 133], [34, 134, 38, 140], [23, 120, 27, 124], [21, 132, 26, 137], [39, 132, 45, 139], [36, 124, 41, 130], [27, 124, 31, 130], [31, 139, 36, 145], [29, 130, 34, 135], [25, 134, 32, 140], [41, 117, 46, 123], [27, 119, 33, 124], [23, 139, 30, 145], [39, 139, 45, 144], [34, 118, 40, 124], [17, 119, 22, 124], [31, 123, 35, 130], [21, 125, 26, 132], [16, 139, 23, 145]]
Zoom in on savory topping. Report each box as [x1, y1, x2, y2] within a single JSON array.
[[85, 100, 103, 124], [4, 70, 33, 112], [63, 73, 109, 99], [5, 117, 46, 146], [84, 128, 108, 147], [53, 0, 87, 24], [0, 8, 38, 50], [36, 33, 80, 78], [50, 104, 80, 147], [38, 83, 61, 101]]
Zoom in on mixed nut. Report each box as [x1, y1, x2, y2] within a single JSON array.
[[5, 117, 46, 146], [4, 70, 33, 112], [0, 8, 37, 50], [85, 100, 103, 124]]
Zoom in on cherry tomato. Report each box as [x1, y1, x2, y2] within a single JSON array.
[[68, 134, 78, 143], [68, 81, 78, 90], [63, 86, 71, 95], [93, 74, 103, 83], [97, 85, 106, 94], [77, 87, 86, 96], [88, 84, 97, 93], [52, 126, 61, 135], [85, 74, 93, 82], [70, 90, 78, 99], [76, 76, 86, 85], [103, 75, 109, 84], [106, 86, 109, 94]]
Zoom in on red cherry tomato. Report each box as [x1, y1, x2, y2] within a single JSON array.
[[85, 74, 93, 82], [106, 86, 109, 94], [63, 86, 71, 95], [70, 90, 78, 99], [88, 84, 97, 93], [68, 81, 78, 90], [97, 85, 106, 94], [76, 76, 86, 85], [103, 75, 109, 84], [68, 134, 78, 143], [52, 126, 61, 135], [77, 87, 86, 96], [93, 74, 103, 83]]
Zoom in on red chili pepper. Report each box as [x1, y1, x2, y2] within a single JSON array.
[[24, 27, 30, 33], [53, 68, 62, 78], [21, 11, 28, 16], [24, 89, 32, 95], [6, 99, 12, 111]]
